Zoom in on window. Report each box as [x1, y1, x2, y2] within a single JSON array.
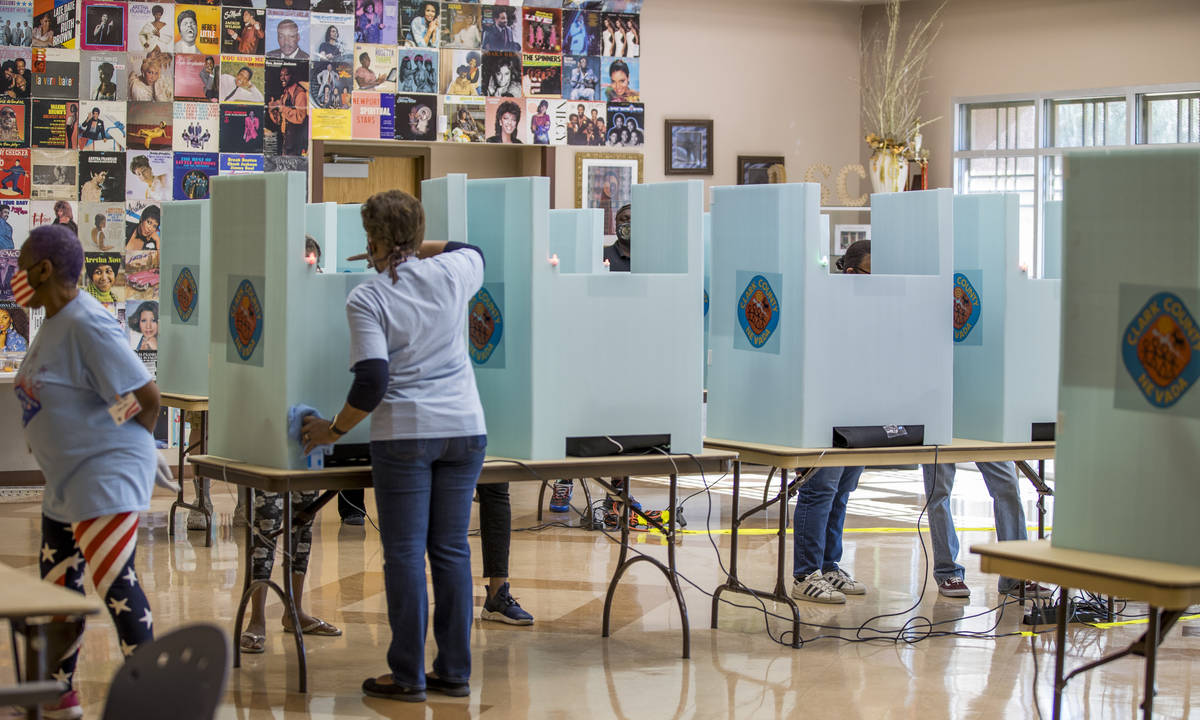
[[1140, 92, 1200, 144], [954, 85, 1200, 276]]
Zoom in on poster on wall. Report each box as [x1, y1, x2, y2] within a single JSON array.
[[218, 104, 263, 153], [124, 250, 159, 302], [441, 94, 483, 142], [309, 106, 349, 138], [575, 151, 640, 239], [173, 101, 218, 152], [219, 55, 265, 103], [606, 100, 641, 146], [32, 0, 77, 49], [80, 251, 126, 304], [127, 51, 174, 102], [352, 43, 396, 93], [0, 199, 30, 248], [81, 51, 126, 101], [127, 100, 172, 149], [78, 149, 125, 201], [127, 3, 173, 54], [219, 152, 263, 175], [80, 0, 127, 52], [29, 148, 74, 199], [393, 92, 433, 140], [400, 0, 439, 48], [440, 2, 479, 49], [309, 58, 350, 108], [561, 55, 598, 101], [264, 154, 305, 174], [600, 56, 638, 102], [0, 98, 28, 147], [126, 292, 159, 348], [561, 10, 600, 57], [310, 12, 351, 62], [0, 0, 34, 48], [30, 98, 78, 148], [600, 12, 639, 58], [521, 7, 559, 55], [439, 48, 480, 95], [32, 47, 79, 98], [521, 53, 559, 97], [126, 149, 172, 201], [268, 0, 310, 12], [0, 148, 30, 199], [354, 0, 396, 45], [171, 149, 216, 199], [265, 9, 309, 58], [124, 200, 159, 251], [396, 47, 436, 94], [263, 57, 308, 154], [173, 5, 219, 56], [221, 7, 266, 55], [173, 53, 216, 101], [525, 98, 550, 145], [77, 100, 124, 150], [350, 89, 392, 140], [483, 97, 526, 144], [77, 201, 122, 250], [480, 5, 519, 53], [0, 48, 31, 99], [567, 99, 605, 146]]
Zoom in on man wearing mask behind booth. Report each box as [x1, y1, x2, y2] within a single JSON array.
[[602, 203, 630, 272]]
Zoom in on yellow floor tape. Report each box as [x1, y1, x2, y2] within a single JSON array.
[[670, 526, 1049, 536], [1090, 613, 1200, 629]]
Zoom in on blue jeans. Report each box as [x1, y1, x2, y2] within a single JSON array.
[[793, 466, 864, 578], [370, 435, 486, 690], [922, 462, 1027, 591]]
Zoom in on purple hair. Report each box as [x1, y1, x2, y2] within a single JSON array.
[[25, 224, 83, 284]]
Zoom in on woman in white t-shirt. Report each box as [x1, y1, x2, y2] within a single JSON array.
[[302, 190, 491, 702], [13, 224, 171, 719]]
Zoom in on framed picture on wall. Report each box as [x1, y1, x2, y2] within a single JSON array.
[[664, 118, 712, 175], [575, 151, 643, 240], [737, 155, 786, 185], [834, 224, 871, 256]]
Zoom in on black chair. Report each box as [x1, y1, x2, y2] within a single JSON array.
[[101, 624, 229, 720]]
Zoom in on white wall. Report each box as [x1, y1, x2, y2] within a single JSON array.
[[552, 0, 866, 208]]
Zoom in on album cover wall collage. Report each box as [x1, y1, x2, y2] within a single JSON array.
[[0, 0, 643, 375]]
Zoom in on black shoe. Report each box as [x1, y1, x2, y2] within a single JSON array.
[[425, 673, 470, 697], [362, 676, 425, 702], [342, 513, 366, 526]]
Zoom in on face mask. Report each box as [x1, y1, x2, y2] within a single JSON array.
[[616, 222, 630, 243], [10, 268, 35, 307]]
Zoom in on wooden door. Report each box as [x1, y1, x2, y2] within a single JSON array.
[[322, 155, 422, 204]]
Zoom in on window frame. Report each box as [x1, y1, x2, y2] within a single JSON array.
[[952, 82, 1200, 277]]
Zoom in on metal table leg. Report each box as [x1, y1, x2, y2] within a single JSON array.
[[1052, 586, 1068, 720]]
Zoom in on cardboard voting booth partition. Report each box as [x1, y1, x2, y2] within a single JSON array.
[[1053, 148, 1200, 567], [951, 193, 1061, 442], [207, 172, 373, 470], [423, 174, 705, 460], [158, 200, 212, 399], [707, 184, 953, 448]]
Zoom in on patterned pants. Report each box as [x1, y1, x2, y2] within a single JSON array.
[[250, 490, 320, 581], [40, 512, 154, 688]]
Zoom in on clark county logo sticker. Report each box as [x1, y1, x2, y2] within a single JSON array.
[[953, 272, 981, 343], [737, 275, 779, 348], [173, 267, 198, 323], [468, 287, 503, 365], [1121, 291, 1200, 408], [228, 279, 263, 362]]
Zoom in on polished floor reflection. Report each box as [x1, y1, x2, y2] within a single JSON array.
[[1, 464, 1197, 719]]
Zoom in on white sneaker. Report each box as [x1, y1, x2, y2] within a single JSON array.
[[791, 570, 846, 604], [823, 567, 866, 595]]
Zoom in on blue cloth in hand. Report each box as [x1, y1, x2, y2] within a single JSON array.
[[288, 404, 334, 458]]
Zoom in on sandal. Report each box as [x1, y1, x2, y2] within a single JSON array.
[[282, 617, 343, 637], [240, 632, 266, 654]]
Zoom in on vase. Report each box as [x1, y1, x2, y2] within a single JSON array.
[[868, 149, 909, 195]]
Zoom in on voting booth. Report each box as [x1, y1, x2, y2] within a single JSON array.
[[707, 184, 954, 448], [951, 193, 1061, 442], [157, 199, 212, 399], [424, 174, 705, 460], [207, 172, 372, 470], [1053, 148, 1200, 567]]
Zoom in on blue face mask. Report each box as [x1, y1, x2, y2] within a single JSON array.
[[616, 222, 630, 243]]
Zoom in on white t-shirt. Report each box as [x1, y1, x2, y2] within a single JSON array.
[[346, 248, 486, 441]]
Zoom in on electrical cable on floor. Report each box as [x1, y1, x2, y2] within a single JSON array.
[[1030, 632, 1044, 720]]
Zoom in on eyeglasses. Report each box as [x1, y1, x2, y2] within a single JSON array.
[[0, 109, 15, 118]]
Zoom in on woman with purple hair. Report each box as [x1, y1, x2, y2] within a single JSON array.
[[11, 225, 173, 719]]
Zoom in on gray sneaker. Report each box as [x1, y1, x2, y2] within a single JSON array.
[[823, 567, 866, 595], [186, 504, 213, 531]]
